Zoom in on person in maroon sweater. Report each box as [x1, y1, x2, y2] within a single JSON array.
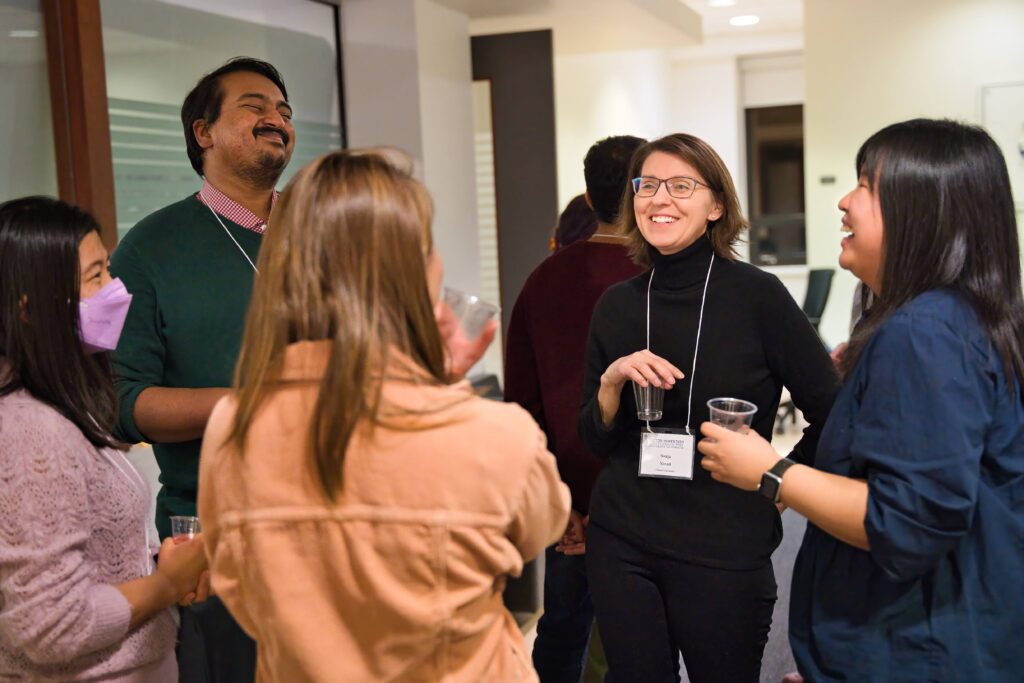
[[505, 135, 645, 682]]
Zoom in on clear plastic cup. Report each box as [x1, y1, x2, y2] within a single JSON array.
[[632, 381, 665, 421], [442, 287, 500, 340], [170, 515, 201, 540], [706, 397, 757, 432]]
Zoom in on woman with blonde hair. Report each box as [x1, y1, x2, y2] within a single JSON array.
[[198, 150, 570, 682]]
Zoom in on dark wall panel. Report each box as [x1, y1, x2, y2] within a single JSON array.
[[471, 30, 558, 334]]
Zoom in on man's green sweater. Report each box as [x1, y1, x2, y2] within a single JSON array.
[[110, 195, 262, 539]]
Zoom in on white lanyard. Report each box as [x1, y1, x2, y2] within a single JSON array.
[[200, 192, 259, 273], [645, 252, 715, 434], [99, 448, 155, 576]]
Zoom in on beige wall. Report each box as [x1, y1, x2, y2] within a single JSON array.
[[804, 0, 1024, 345]]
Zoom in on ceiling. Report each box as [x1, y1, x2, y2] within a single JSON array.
[[444, 0, 703, 53], [443, 0, 801, 54], [679, 0, 803, 36]]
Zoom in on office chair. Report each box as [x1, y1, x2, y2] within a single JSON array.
[[776, 268, 834, 434]]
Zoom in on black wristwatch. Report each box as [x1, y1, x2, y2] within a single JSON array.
[[758, 458, 796, 503]]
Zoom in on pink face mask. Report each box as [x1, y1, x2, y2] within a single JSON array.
[[78, 277, 133, 354]]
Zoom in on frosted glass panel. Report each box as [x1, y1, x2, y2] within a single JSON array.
[[101, 0, 343, 239], [0, 0, 57, 201]]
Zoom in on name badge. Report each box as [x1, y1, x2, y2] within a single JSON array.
[[638, 428, 694, 480]]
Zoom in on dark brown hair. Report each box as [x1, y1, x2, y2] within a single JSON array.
[[618, 133, 748, 267], [839, 119, 1024, 393]]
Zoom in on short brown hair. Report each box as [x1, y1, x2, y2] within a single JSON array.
[[618, 133, 748, 267]]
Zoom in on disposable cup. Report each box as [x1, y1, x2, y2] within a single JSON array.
[[632, 381, 665, 421], [442, 287, 499, 340], [170, 515, 201, 540], [706, 397, 757, 432]]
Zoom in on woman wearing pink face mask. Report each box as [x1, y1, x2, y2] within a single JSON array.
[[0, 197, 210, 682]]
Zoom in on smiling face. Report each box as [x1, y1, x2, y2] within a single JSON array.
[[194, 70, 296, 187], [78, 231, 111, 299], [838, 174, 885, 293], [634, 151, 722, 256]]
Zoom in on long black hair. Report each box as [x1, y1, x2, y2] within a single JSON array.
[[0, 197, 122, 448], [840, 119, 1024, 392]]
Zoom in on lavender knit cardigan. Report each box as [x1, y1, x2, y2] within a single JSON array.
[[0, 385, 176, 681]]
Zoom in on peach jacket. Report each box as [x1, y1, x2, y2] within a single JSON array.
[[198, 342, 570, 682]]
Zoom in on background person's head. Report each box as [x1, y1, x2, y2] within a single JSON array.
[[181, 57, 294, 188], [583, 135, 646, 226], [838, 118, 1024, 385], [553, 194, 598, 251], [230, 150, 447, 499], [619, 133, 747, 267], [0, 197, 120, 448]]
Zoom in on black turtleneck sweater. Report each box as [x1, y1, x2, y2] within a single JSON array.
[[579, 236, 840, 569]]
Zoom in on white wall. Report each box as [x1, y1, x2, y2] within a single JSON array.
[[552, 33, 802, 218], [804, 0, 1024, 346], [553, 49, 671, 207], [669, 56, 743, 210], [414, 0, 481, 296], [341, 0, 425, 160], [342, 0, 481, 294], [342, 0, 491, 373]]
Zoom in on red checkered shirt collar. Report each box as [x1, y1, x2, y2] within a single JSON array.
[[196, 180, 278, 235]]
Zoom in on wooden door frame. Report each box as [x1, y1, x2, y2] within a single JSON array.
[[43, 0, 118, 250]]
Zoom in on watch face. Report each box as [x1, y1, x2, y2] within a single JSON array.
[[759, 472, 782, 502]]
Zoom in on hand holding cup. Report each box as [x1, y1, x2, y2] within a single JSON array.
[[154, 533, 208, 605], [436, 287, 499, 380]]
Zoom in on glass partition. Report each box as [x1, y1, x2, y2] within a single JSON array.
[[0, 0, 57, 201], [100, 0, 343, 239]]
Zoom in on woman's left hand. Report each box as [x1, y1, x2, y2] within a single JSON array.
[[697, 422, 782, 491]]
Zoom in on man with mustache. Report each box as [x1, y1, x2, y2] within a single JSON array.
[[110, 57, 294, 682]]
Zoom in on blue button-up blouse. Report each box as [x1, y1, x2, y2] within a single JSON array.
[[789, 289, 1024, 682]]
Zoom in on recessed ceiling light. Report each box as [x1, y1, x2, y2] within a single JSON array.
[[8, 30, 40, 38], [729, 15, 760, 26], [709, 0, 737, 7]]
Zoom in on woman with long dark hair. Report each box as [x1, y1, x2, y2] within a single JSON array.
[[0, 197, 209, 681], [197, 150, 570, 681], [699, 119, 1024, 681]]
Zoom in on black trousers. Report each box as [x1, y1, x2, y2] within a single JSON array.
[[586, 523, 776, 683], [177, 595, 256, 683]]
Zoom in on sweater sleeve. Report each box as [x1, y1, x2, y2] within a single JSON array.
[[0, 407, 132, 666], [854, 313, 989, 582], [506, 428, 571, 563], [503, 280, 547, 433], [757, 276, 840, 466], [109, 239, 164, 444], [578, 291, 630, 457]]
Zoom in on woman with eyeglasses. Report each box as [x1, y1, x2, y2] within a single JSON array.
[[578, 133, 839, 682], [698, 119, 1024, 682], [0, 197, 209, 681]]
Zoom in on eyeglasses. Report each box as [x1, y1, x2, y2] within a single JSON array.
[[631, 176, 711, 199]]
